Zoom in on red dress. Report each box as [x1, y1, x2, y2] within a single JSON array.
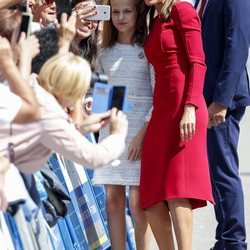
[[140, 2, 214, 209]]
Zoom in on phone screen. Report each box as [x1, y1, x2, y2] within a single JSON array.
[[19, 13, 31, 38], [110, 86, 126, 110]]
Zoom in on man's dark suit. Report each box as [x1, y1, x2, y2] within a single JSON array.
[[201, 0, 250, 249]]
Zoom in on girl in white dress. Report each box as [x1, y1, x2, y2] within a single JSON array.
[[92, 0, 154, 249]]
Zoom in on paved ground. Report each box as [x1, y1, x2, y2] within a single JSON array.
[[192, 107, 250, 250]]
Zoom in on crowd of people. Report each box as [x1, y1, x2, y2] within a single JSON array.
[[0, 0, 250, 249]]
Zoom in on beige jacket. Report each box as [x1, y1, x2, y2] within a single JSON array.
[[0, 75, 126, 173]]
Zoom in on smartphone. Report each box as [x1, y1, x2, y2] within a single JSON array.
[[86, 5, 110, 21], [92, 83, 126, 113], [110, 86, 126, 110], [18, 12, 32, 39], [92, 83, 113, 113]]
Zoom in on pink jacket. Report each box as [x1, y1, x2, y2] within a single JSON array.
[[0, 75, 126, 173]]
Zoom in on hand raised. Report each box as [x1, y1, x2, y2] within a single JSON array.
[[57, 12, 76, 54], [57, 12, 77, 52], [72, 3, 97, 21], [17, 33, 40, 61]]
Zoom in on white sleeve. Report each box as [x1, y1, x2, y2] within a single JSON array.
[[40, 115, 126, 169], [0, 84, 22, 125]]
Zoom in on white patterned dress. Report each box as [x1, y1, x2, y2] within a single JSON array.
[[92, 43, 154, 186]]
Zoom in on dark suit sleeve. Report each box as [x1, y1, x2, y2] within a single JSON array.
[[172, 2, 206, 108], [213, 0, 250, 107]]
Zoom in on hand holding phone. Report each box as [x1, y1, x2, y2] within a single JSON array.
[[110, 86, 126, 110], [92, 83, 127, 113], [86, 5, 110, 21], [79, 111, 111, 134], [109, 108, 128, 138], [17, 27, 40, 60], [73, 4, 110, 21], [17, 34, 40, 80]]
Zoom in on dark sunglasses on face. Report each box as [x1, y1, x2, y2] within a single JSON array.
[[42, 0, 55, 5]]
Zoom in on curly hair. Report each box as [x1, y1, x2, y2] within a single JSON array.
[[32, 28, 59, 74]]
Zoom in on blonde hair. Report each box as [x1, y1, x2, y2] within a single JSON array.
[[161, 0, 175, 20], [38, 53, 91, 102]]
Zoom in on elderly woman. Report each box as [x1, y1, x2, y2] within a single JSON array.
[[28, 0, 57, 27], [0, 52, 128, 173]]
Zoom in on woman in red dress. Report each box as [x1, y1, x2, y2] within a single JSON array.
[[140, 0, 214, 249]]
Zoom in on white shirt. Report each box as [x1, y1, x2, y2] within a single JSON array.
[[0, 74, 126, 173], [0, 84, 22, 125]]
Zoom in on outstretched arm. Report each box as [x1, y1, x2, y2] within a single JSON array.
[[41, 108, 128, 168], [0, 36, 40, 123]]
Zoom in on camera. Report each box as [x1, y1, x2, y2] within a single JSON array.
[[90, 72, 108, 88]]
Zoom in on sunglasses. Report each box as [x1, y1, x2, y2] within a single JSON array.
[[42, 0, 55, 5]]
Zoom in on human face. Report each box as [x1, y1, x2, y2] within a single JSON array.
[[30, 0, 57, 26], [74, 0, 99, 41], [111, 0, 137, 42]]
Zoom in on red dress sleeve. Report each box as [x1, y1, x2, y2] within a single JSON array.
[[171, 2, 206, 108]]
